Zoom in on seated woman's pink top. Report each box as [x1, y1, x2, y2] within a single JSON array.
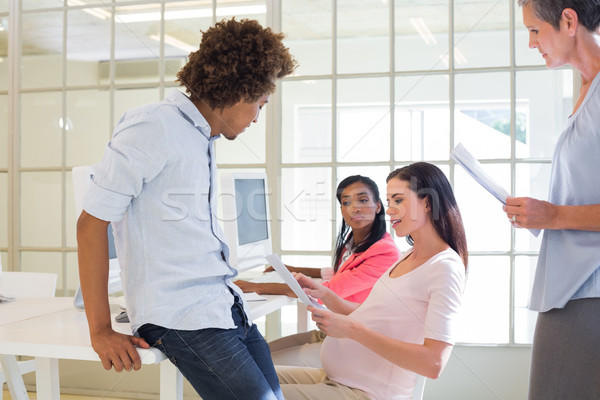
[[321, 248, 465, 399], [322, 232, 400, 303]]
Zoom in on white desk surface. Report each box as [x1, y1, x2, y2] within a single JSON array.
[[0, 297, 164, 363], [0, 295, 297, 400], [247, 294, 295, 321], [0, 295, 295, 361], [0, 298, 74, 327]]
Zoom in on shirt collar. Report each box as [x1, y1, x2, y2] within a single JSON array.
[[345, 237, 355, 252], [166, 88, 214, 139]]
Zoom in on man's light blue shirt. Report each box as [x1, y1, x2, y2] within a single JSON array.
[[531, 72, 600, 312], [83, 88, 248, 333]]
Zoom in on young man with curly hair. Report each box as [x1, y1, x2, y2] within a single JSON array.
[[77, 18, 296, 400]]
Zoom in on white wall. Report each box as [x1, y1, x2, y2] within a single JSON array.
[[426, 346, 531, 400]]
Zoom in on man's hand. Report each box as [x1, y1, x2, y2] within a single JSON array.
[[91, 327, 150, 372]]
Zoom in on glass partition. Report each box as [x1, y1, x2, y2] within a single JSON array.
[[66, 89, 111, 167], [65, 170, 77, 249], [21, 91, 63, 168], [67, 8, 111, 87], [282, 0, 331, 76], [395, 0, 449, 72], [0, 173, 7, 249], [395, 74, 450, 161], [21, 251, 63, 290], [281, 79, 332, 164], [514, 255, 538, 344], [0, 14, 7, 91], [454, 163, 511, 252], [66, 252, 79, 295], [516, 69, 572, 159], [337, 77, 390, 163], [114, 87, 160, 125], [0, 95, 7, 168], [20, 171, 62, 248], [22, 0, 63, 11], [454, 0, 510, 69], [337, 0, 389, 74], [456, 255, 510, 344], [455, 72, 511, 159], [281, 167, 332, 252], [22, 11, 64, 89]]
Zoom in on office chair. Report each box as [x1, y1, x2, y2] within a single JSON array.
[[0, 271, 58, 400], [0, 272, 57, 298]]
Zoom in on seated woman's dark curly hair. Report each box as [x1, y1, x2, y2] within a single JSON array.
[[177, 18, 297, 110]]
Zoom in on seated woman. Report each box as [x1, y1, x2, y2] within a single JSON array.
[[235, 175, 400, 367], [277, 162, 468, 400]]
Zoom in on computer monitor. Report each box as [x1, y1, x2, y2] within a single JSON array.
[[220, 172, 272, 272], [72, 166, 122, 309]]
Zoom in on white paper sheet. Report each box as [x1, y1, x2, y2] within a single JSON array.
[[266, 255, 325, 309], [452, 143, 541, 237]]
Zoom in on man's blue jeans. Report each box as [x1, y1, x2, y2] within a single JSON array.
[[138, 298, 283, 400]]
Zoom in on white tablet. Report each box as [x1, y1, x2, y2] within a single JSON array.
[[265, 254, 325, 309]]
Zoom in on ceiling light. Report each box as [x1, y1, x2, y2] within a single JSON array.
[[409, 17, 437, 46], [439, 47, 469, 67], [116, 5, 266, 23], [117, 11, 168, 23], [454, 48, 468, 65], [58, 117, 74, 131], [67, 0, 111, 20], [150, 34, 197, 53]]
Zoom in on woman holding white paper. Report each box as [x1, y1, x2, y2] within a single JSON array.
[[235, 175, 398, 303], [277, 163, 467, 400], [236, 175, 400, 367], [235, 175, 400, 367], [504, 1, 600, 398]]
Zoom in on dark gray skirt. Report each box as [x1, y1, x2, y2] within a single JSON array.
[[529, 297, 600, 400]]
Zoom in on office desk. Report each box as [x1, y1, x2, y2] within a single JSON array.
[[0, 298, 74, 327], [0, 295, 296, 400]]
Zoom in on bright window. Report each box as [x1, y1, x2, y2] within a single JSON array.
[[1, 0, 573, 345], [278, 0, 573, 345]]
